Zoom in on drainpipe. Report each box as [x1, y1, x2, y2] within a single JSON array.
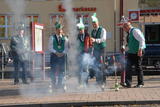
[[120, 0, 123, 49], [114, 0, 117, 52]]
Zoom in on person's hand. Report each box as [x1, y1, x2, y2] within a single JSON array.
[[138, 49, 142, 57], [55, 52, 64, 57], [8, 58, 13, 63], [58, 53, 64, 57], [91, 37, 96, 42], [121, 48, 125, 54], [55, 52, 60, 57]]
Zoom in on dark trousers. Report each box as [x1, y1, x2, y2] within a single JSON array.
[[78, 53, 90, 85], [77, 53, 84, 85], [125, 53, 144, 86], [13, 59, 27, 83], [93, 48, 106, 85], [50, 53, 65, 87]]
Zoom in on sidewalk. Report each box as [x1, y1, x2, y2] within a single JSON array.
[[0, 76, 160, 107]]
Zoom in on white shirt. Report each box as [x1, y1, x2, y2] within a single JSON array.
[[48, 34, 68, 54], [94, 26, 107, 43], [129, 27, 145, 49]]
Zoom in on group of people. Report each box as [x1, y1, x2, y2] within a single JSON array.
[[48, 13, 107, 89], [9, 13, 146, 90]]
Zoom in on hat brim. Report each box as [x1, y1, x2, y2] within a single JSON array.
[[55, 25, 63, 29], [117, 23, 123, 27], [78, 27, 85, 30]]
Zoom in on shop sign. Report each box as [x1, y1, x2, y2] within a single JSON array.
[[58, 4, 96, 12], [129, 9, 140, 22]]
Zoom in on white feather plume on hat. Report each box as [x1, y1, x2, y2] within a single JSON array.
[[77, 17, 85, 30], [91, 13, 98, 23]]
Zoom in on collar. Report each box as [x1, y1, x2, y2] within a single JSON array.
[[129, 27, 134, 33], [56, 34, 62, 38], [94, 26, 100, 31], [79, 33, 85, 35], [19, 34, 24, 37]]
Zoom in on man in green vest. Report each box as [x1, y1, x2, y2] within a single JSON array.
[[48, 22, 68, 89], [77, 17, 91, 88], [90, 13, 107, 86], [120, 16, 146, 88], [77, 18, 91, 54]]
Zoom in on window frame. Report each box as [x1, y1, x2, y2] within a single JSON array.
[[75, 13, 90, 31], [0, 14, 14, 39], [0, 14, 40, 40], [25, 14, 40, 26], [144, 23, 160, 44], [49, 13, 91, 32]]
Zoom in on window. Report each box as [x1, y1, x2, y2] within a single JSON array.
[[25, 15, 39, 25], [50, 14, 65, 33], [76, 13, 90, 31], [0, 15, 39, 39], [50, 14, 65, 25], [145, 24, 160, 44], [50, 13, 90, 33], [0, 15, 13, 39], [25, 15, 39, 35]]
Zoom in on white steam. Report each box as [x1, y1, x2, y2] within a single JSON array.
[[82, 53, 95, 67], [5, 0, 49, 97], [5, 0, 26, 24], [62, 0, 79, 75]]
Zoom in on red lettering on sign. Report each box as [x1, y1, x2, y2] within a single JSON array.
[[58, 4, 96, 12]]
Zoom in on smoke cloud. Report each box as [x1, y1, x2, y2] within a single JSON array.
[[82, 53, 95, 67], [5, 0, 48, 97], [5, 0, 26, 24], [62, 0, 79, 76]]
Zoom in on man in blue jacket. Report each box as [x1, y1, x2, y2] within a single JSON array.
[[10, 24, 31, 85]]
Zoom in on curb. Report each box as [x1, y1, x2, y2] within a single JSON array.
[[1, 100, 160, 107]]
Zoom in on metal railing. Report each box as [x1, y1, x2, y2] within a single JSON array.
[[0, 43, 10, 79]]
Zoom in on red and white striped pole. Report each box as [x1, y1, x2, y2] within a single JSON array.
[[121, 53, 126, 85]]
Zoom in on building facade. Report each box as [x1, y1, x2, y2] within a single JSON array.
[[0, 0, 147, 53]]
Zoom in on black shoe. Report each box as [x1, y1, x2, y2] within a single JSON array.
[[14, 82, 19, 85], [14, 80, 19, 85], [121, 83, 131, 88], [22, 81, 29, 84], [134, 84, 144, 88], [120, 82, 126, 87]]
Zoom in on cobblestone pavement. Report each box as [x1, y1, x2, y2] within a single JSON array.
[[0, 76, 160, 107]]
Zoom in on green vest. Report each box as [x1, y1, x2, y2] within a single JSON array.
[[128, 28, 145, 54], [91, 26, 106, 49], [78, 34, 85, 52], [52, 35, 65, 53], [79, 42, 84, 52]]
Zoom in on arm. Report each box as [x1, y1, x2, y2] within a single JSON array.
[[133, 29, 145, 50], [48, 36, 56, 53], [10, 36, 24, 54], [27, 36, 31, 51], [10, 36, 17, 52], [24, 36, 31, 52], [95, 28, 107, 43], [9, 37, 16, 61], [133, 29, 145, 56], [62, 36, 69, 54], [121, 32, 129, 54]]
